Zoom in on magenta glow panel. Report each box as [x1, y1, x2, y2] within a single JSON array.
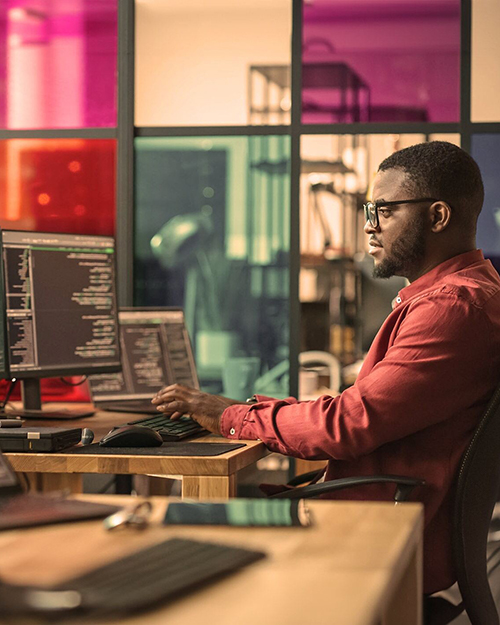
[[0, 139, 116, 234], [302, 0, 460, 124], [0, 0, 117, 129]]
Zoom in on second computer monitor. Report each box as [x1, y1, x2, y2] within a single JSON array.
[[88, 308, 199, 404]]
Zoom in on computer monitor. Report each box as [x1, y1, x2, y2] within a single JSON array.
[[1, 230, 121, 416], [88, 307, 199, 406]]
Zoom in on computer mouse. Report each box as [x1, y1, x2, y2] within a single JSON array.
[[99, 425, 163, 447]]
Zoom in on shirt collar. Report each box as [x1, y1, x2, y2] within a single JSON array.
[[394, 249, 485, 308]]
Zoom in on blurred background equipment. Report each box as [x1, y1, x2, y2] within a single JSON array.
[[150, 212, 216, 338]]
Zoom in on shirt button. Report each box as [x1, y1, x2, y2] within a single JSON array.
[[230, 428, 236, 435], [396, 296, 402, 304]]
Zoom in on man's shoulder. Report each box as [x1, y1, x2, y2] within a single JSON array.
[[395, 278, 500, 347], [412, 262, 500, 311]]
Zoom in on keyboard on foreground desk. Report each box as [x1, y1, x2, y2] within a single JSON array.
[[123, 414, 206, 441], [2, 537, 266, 618]]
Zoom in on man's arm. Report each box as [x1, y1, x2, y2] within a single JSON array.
[[153, 292, 493, 460]]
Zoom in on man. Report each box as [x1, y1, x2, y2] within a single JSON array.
[[152, 141, 500, 595]]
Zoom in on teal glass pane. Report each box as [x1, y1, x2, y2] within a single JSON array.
[[134, 136, 291, 398]]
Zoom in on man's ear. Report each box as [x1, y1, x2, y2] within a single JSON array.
[[429, 201, 452, 233]]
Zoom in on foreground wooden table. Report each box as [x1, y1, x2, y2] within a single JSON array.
[[4, 405, 267, 499], [0, 498, 424, 625]]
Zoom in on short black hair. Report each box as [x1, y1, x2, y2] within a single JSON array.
[[378, 141, 484, 230]]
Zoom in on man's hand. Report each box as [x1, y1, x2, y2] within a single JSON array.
[[151, 384, 244, 435]]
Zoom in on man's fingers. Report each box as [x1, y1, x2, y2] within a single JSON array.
[[156, 400, 186, 414], [152, 393, 181, 406], [151, 384, 196, 414], [169, 411, 184, 420], [151, 394, 172, 405], [152, 384, 192, 405]]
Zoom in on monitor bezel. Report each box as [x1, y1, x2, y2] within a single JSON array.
[[119, 306, 185, 317]]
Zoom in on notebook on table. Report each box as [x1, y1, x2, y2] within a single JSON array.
[[0, 450, 121, 531], [88, 308, 199, 415]]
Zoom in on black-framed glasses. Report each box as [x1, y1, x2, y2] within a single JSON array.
[[363, 197, 438, 228]]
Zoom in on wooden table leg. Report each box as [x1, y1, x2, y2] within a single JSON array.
[[182, 474, 237, 500], [134, 475, 179, 496], [24, 472, 83, 494], [382, 538, 423, 625]]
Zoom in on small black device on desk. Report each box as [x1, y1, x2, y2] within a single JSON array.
[[0, 427, 82, 452], [99, 425, 163, 448], [0, 419, 24, 427]]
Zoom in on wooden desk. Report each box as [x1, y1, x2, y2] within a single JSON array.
[[0, 498, 424, 625], [3, 405, 267, 499]]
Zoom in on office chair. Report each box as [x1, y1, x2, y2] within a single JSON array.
[[270, 380, 500, 625], [434, 381, 500, 625]]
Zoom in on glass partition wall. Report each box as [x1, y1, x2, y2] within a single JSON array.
[[134, 135, 291, 396], [0, 0, 498, 400]]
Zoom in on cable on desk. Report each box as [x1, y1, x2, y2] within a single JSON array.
[[0, 378, 17, 410]]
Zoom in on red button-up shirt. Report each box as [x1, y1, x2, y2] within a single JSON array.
[[221, 250, 500, 593]]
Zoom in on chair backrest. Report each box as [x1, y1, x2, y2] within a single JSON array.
[[453, 383, 500, 625]]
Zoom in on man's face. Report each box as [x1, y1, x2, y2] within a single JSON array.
[[365, 169, 428, 281]]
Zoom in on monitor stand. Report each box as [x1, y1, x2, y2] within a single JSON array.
[[3, 379, 95, 421]]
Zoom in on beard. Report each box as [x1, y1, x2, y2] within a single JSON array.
[[373, 214, 427, 280]]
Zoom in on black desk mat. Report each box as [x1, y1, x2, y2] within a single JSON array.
[[66, 442, 246, 457]]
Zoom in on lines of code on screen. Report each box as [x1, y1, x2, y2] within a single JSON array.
[[2, 232, 120, 375], [88, 309, 198, 401]]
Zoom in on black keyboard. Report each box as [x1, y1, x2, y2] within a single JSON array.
[[125, 414, 206, 441], [2, 538, 266, 618], [61, 538, 264, 615]]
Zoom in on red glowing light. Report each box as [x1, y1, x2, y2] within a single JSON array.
[[68, 160, 82, 173], [37, 193, 51, 205]]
